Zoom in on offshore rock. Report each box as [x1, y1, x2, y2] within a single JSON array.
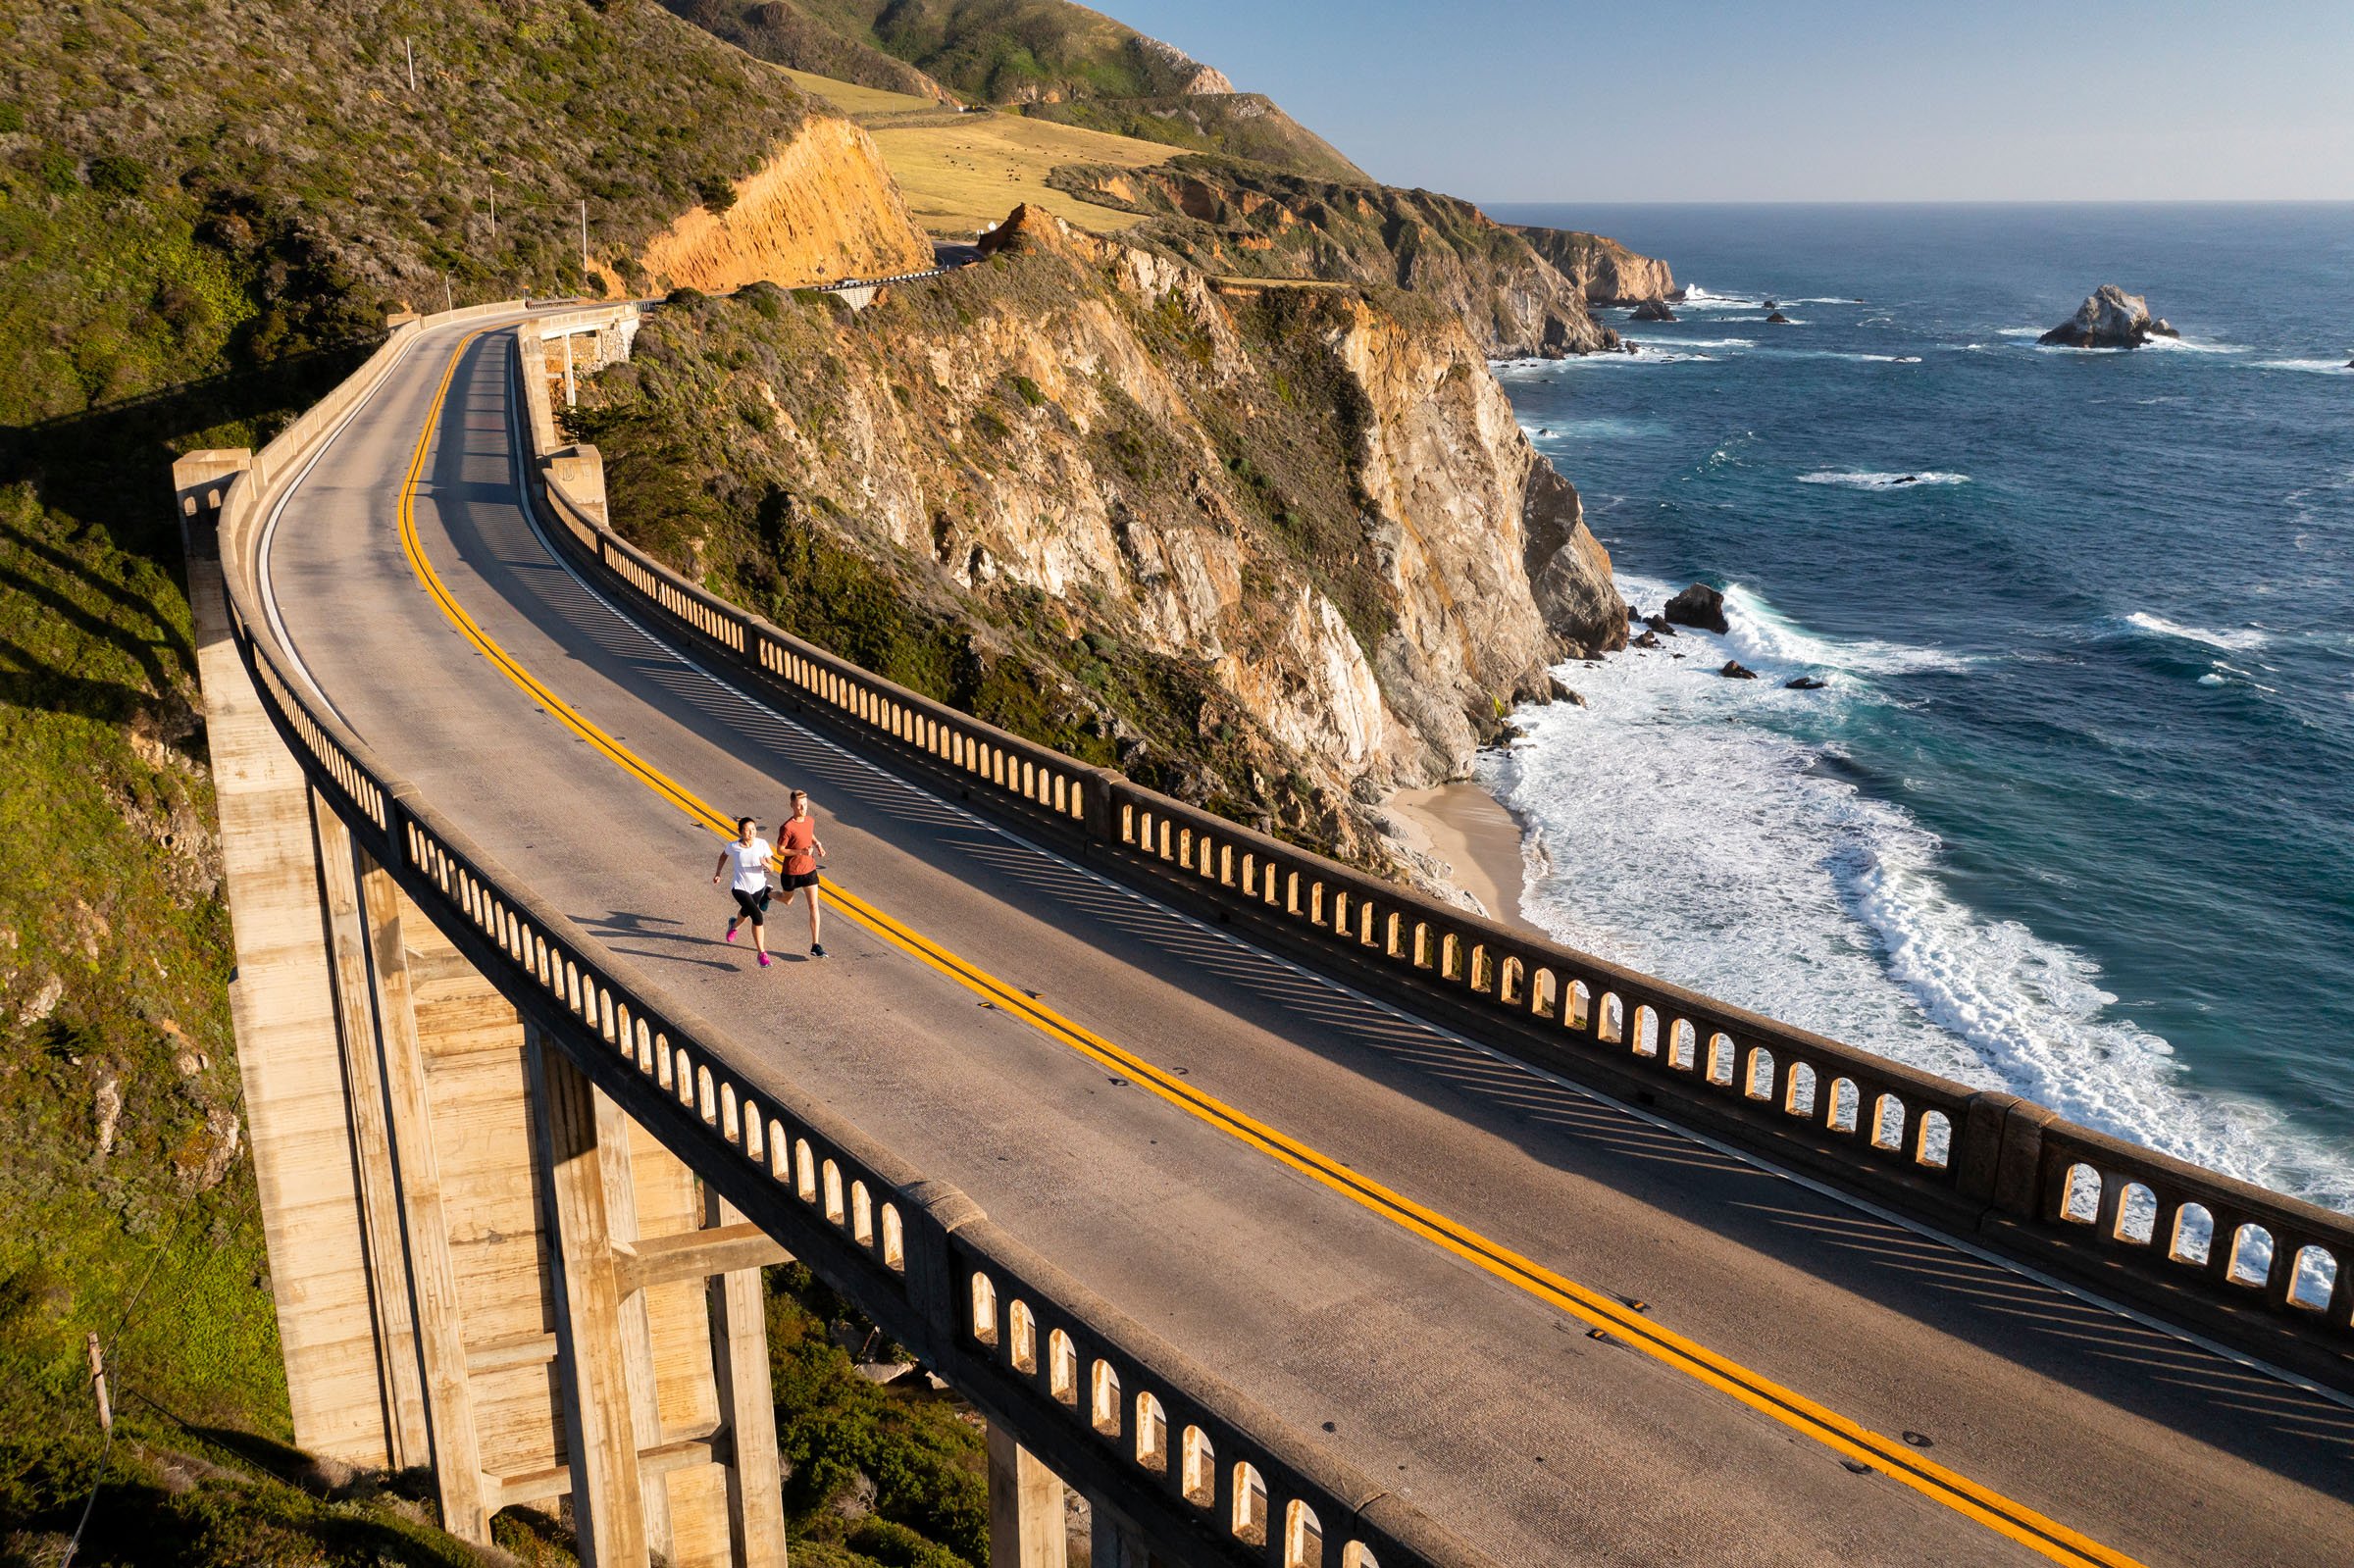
[[2037, 285, 2179, 349], [1765, 310, 1791, 324], [1719, 659, 1759, 680], [1664, 582, 1730, 633], [1630, 298, 1677, 323]]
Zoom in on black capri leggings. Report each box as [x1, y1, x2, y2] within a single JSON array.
[[731, 886, 771, 927]]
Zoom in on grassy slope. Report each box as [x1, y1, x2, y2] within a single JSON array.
[[670, 0, 961, 104], [674, 0, 1371, 181], [865, 112, 1169, 234], [822, 0, 1189, 103], [0, 6, 974, 1564], [1015, 94, 1368, 183]]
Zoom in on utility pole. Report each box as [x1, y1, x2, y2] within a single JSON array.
[[579, 199, 588, 280], [86, 1334, 111, 1434], [404, 37, 416, 91], [486, 185, 495, 245], [443, 273, 453, 313]]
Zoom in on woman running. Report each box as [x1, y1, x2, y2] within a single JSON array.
[[777, 789, 829, 957], [712, 816, 774, 968]]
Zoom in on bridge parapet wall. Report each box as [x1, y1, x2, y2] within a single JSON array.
[[510, 326, 2354, 1394], [210, 307, 1485, 1567]]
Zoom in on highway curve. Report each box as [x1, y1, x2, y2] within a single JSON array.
[[254, 314, 2354, 1567]]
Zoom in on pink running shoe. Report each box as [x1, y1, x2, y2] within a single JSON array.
[[725, 926, 739, 943], [756, 952, 772, 968]]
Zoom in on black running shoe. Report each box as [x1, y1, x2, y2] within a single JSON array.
[[809, 942, 827, 958]]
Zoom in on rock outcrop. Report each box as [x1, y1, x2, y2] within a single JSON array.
[[1630, 299, 1676, 323], [638, 117, 934, 292], [580, 205, 1625, 860], [1664, 582, 1729, 632], [1509, 226, 1678, 306], [2038, 285, 2179, 349], [1050, 158, 1620, 358]]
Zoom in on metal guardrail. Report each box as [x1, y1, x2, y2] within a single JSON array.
[[516, 321, 2354, 1390], [207, 306, 1486, 1568]]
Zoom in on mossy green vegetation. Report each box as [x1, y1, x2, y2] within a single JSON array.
[[764, 1264, 989, 1565]]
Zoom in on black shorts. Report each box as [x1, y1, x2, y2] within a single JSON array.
[[781, 870, 821, 891], [731, 886, 771, 926]]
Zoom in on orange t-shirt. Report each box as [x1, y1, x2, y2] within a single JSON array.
[[779, 817, 817, 876]]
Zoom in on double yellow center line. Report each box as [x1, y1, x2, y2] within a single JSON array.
[[388, 329, 2141, 1568]]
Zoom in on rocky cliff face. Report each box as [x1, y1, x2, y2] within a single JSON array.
[[638, 117, 935, 291], [574, 206, 1623, 863], [1510, 226, 1678, 305], [1050, 158, 1619, 359]]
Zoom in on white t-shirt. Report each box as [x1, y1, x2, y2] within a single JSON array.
[[724, 839, 772, 892]]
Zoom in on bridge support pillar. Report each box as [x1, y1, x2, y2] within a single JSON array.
[[707, 1196, 793, 1568], [1086, 1495, 1165, 1568], [987, 1423, 1068, 1568], [532, 1032, 654, 1568]]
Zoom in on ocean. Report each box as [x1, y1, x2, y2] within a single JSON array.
[[1482, 203, 2354, 1211]]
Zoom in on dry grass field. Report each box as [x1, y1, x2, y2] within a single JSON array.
[[783, 68, 1171, 236]]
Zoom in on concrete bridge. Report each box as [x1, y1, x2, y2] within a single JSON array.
[[174, 301, 2354, 1568]]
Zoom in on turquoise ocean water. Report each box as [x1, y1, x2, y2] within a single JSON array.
[[1483, 203, 2354, 1209]]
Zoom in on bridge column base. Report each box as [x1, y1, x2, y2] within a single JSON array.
[[987, 1423, 1068, 1568], [1086, 1496, 1167, 1568]]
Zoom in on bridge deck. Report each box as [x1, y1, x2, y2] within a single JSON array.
[[257, 319, 2354, 1566]]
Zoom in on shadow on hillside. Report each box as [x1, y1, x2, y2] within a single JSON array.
[[0, 339, 380, 562]]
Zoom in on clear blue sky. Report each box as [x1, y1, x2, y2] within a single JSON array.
[[1106, 1, 2354, 201]]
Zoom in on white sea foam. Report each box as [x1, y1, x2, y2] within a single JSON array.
[[2122, 611, 2271, 652], [1488, 573, 2354, 1209], [1796, 469, 1968, 489], [2254, 357, 2354, 375]]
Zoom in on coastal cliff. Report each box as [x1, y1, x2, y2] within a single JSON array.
[[572, 206, 1624, 863], [638, 116, 935, 292], [1051, 157, 1619, 358], [1510, 226, 1678, 305]]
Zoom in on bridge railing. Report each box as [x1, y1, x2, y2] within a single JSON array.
[[211, 306, 1483, 1568], [517, 317, 2354, 1379]]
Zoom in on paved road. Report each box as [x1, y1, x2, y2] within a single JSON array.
[[259, 318, 2354, 1567]]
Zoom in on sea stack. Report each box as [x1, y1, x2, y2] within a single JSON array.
[[2038, 285, 2179, 349], [1631, 298, 1677, 322]]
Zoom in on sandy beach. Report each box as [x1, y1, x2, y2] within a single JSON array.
[[1383, 781, 1541, 936]]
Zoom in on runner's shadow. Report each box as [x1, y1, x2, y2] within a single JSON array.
[[608, 944, 735, 972]]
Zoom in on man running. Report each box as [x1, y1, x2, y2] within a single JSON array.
[[712, 816, 774, 968], [778, 789, 829, 957]]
